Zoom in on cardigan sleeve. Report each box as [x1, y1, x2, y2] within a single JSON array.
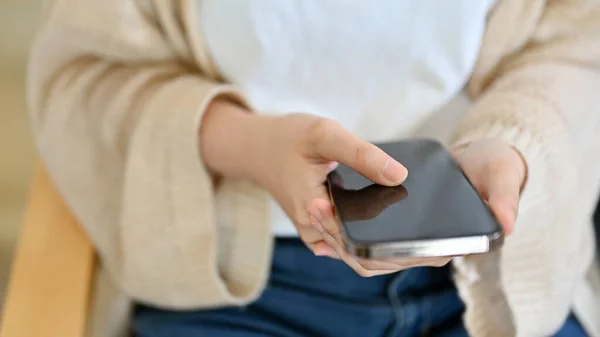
[[453, 1, 600, 336], [28, 0, 272, 309]]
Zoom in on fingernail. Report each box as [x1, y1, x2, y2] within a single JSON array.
[[327, 161, 339, 173], [309, 215, 324, 233], [314, 244, 336, 257], [383, 159, 407, 184], [314, 249, 327, 256]]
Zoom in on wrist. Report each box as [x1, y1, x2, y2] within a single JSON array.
[[199, 97, 272, 181]]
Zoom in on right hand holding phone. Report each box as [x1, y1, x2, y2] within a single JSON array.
[[200, 102, 451, 277], [250, 114, 452, 277]]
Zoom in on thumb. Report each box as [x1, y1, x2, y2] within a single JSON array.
[[484, 173, 521, 235]]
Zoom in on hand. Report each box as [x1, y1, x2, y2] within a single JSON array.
[[200, 100, 406, 187], [252, 113, 410, 251], [452, 139, 528, 235], [256, 114, 456, 276], [307, 139, 527, 277], [200, 103, 421, 276], [307, 184, 453, 277]]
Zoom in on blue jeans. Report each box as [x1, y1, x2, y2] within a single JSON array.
[[133, 239, 587, 337]]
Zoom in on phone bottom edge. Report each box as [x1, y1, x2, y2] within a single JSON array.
[[346, 232, 504, 260]]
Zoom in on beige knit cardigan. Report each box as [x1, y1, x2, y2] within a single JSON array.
[[28, 0, 600, 336]]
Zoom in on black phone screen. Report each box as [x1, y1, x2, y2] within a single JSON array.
[[329, 139, 502, 244]]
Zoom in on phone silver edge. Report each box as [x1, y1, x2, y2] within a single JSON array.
[[343, 231, 504, 259]]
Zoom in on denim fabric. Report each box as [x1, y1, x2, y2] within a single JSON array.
[[133, 239, 587, 337]]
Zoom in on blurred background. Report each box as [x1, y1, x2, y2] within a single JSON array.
[[0, 1, 40, 308]]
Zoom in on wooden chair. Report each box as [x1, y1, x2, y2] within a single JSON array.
[[0, 164, 96, 337]]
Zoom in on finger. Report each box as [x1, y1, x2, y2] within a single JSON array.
[[488, 196, 519, 235], [393, 257, 451, 268], [311, 201, 418, 276], [307, 185, 446, 275], [483, 166, 522, 235], [313, 213, 447, 275], [333, 243, 396, 277], [359, 256, 452, 270], [310, 120, 407, 186], [307, 196, 345, 247], [300, 220, 329, 249], [357, 258, 406, 270], [427, 257, 452, 267], [313, 240, 340, 259], [309, 206, 395, 277], [306, 185, 347, 251]]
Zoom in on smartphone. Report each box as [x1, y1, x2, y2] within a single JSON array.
[[327, 139, 503, 259]]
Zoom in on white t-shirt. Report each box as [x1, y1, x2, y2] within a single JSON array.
[[198, 0, 495, 236]]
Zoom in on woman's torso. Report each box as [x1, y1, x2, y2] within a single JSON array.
[[198, 0, 495, 235]]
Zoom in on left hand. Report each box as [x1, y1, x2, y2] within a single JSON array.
[[452, 139, 528, 236], [307, 138, 527, 275]]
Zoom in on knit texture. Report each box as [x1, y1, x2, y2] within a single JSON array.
[[28, 0, 600, 336]]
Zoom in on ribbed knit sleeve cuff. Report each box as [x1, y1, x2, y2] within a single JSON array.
[[450, 122, 547, 337], [186, 84, 273, 305], [145, 78, 272, 308], [448, 95, 579, 336]]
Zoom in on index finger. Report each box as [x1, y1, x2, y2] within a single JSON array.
[[311, 120, 408, 186]]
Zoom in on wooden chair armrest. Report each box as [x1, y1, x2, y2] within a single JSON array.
[[1, 163, 96, 337]]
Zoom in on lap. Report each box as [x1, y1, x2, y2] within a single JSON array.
[[133, 310, 586, 337], [133, 239, 587, 337]]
